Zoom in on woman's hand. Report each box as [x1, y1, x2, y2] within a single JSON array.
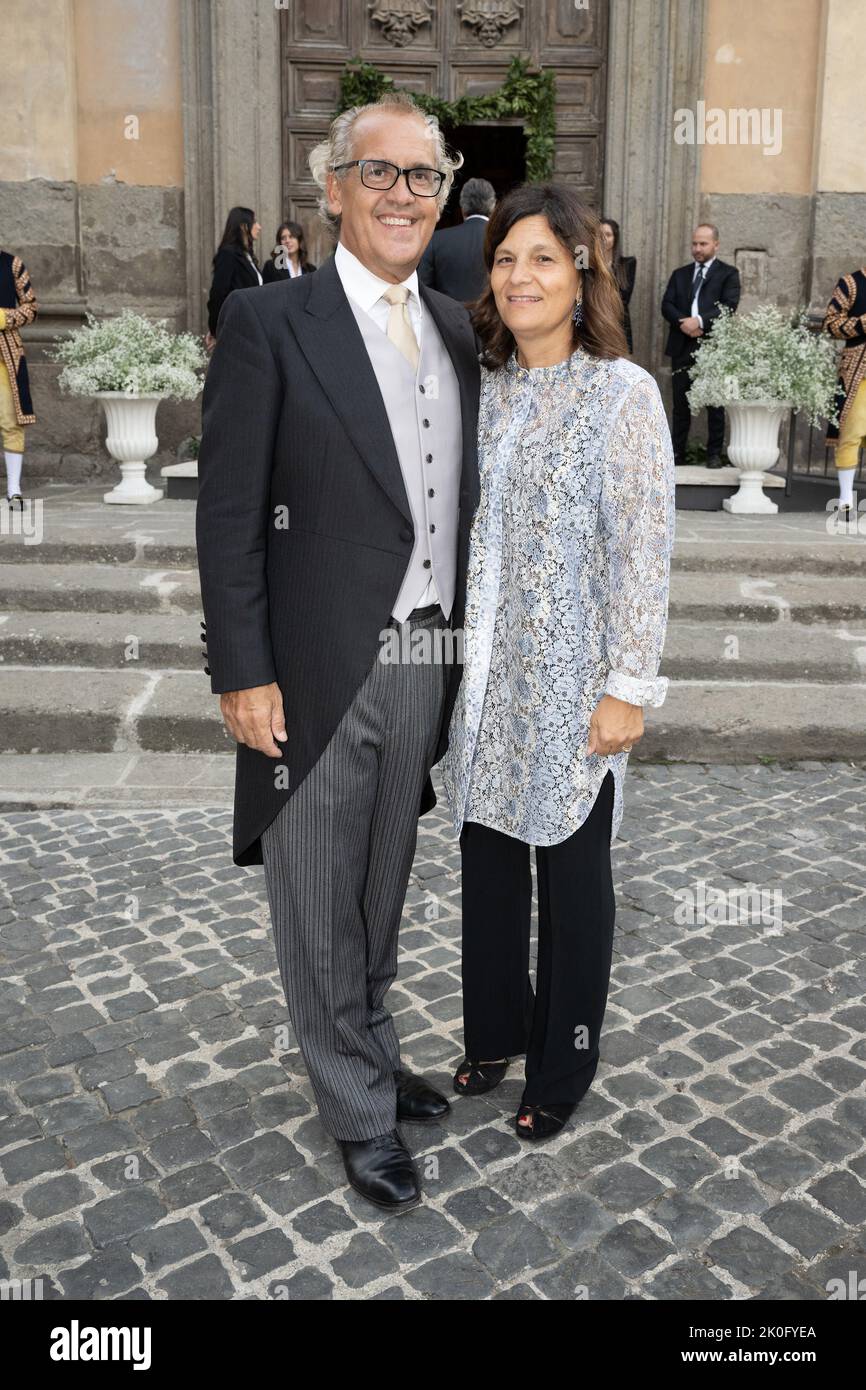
[[587, 694, 644, 757]]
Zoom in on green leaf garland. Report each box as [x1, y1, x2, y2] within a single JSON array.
[[338, 55, 556, 182]]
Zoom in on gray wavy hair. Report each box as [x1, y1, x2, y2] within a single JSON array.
[[309, 90, 463, 237]]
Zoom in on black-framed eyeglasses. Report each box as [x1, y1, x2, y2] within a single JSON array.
[[331, 159, 444, 197]]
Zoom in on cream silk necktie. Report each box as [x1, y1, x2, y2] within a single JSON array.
[[381, 284, 420, 370]]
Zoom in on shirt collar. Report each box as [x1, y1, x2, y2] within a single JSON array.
[[335, 241, 420, 314], [694, 256, 715, 274]]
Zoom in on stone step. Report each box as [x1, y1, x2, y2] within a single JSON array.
[[0, 564, 201, 613], [0, 612, 204, 667], [0, 667, 864, 762], [640, 680, 866, 762], [660, 621, 866, 682], [0, 669, 223, 754], [667, 574, 866, 623], [0, 752, 234, 809], [1, 612, 865, 682], [1, 516, 865, 576], [2, 565, 864, 623]]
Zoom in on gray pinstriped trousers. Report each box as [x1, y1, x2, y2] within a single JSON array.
[[260, 608, 447, 1141]]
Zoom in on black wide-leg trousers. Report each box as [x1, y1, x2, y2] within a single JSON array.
[[671, 350, 726, 462], [459, 770, 616, 1107]]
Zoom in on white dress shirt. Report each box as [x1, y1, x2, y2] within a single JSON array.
[[246, 253, 263, 286], [690, 255, 715, 327], [334, 240, 436, 612], [335, 241, 423, 344]]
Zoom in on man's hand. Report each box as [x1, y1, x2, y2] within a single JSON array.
[[678, 315, 703, 337], [220, 682, 287, 756], [587, 695, 644, 757]]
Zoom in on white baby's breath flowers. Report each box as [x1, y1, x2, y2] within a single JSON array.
[[53, 308, 207, 401], [683, 304, 839, 428], [687, 304, 839, 429]]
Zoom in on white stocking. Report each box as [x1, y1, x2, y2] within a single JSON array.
[[4, 451, 23, 497], [837, 468, 855, 507]]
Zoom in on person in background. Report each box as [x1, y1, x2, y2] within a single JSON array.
[[0, 247, 38, 509], [262, 221, 317, 283], [206, 207, 262, 347], [823, 265, 866, 514], [599, 217, 636, 354], [661, 224, 740, 467], [419, 176, 495, 303]]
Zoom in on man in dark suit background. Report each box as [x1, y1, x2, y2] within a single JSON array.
[[661, 223, 741, 467], [418, 176, 495, 302], [196, 93, 480, 1213]]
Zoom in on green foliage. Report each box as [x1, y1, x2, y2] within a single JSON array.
[[338, 56, 556, 182]]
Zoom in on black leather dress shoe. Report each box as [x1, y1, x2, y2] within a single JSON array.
[[337, 1129, 421, 1212], [706, 455, 726, 469], [395, 1068, 450, 1122]]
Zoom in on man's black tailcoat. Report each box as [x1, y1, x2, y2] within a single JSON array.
[[195, 255, 481, 865]]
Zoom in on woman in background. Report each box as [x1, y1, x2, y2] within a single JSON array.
[[600, 217, 636, 354], [206, 207, 262, 346], [262, 221, 317, 283]]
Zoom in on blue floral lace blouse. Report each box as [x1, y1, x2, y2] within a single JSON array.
[[442, 346, 676, 846]]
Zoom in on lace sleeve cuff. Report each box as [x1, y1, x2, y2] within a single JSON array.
[[604, 669, 669, 708]]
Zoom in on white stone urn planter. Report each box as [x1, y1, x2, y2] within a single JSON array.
[[722, 401, 790, 515], [95, 392, 166, 504]]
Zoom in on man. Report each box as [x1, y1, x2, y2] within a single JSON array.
[[195, 92, 480, 1214], [661, 224, 740, 468], [823, 265, 866, 513], [418, 176, 495, 302], [0, 247, 38, 506]]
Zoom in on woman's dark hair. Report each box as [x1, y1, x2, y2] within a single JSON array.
[[216, 206, 258, 263], [274, 220, 309, 268], [600, 215, 630, 292], [472, 184, 629, 367]]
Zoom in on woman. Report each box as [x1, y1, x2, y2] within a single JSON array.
[[206, 207, 262, 345], [262, 221, 316, 283], [0, 247, 38, 508], [600, 216, 636, 354], [443, 184, 675, 1141]]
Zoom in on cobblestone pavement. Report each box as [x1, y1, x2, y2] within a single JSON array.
[[1, 763, 864, 1301]]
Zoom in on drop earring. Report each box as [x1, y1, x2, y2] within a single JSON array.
[[572, 298, 584, 328]]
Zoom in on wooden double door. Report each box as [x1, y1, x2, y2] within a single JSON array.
[[280, 0, 609, 263]]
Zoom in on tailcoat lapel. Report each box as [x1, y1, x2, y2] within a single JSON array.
[[289, 256, 412, 523]]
